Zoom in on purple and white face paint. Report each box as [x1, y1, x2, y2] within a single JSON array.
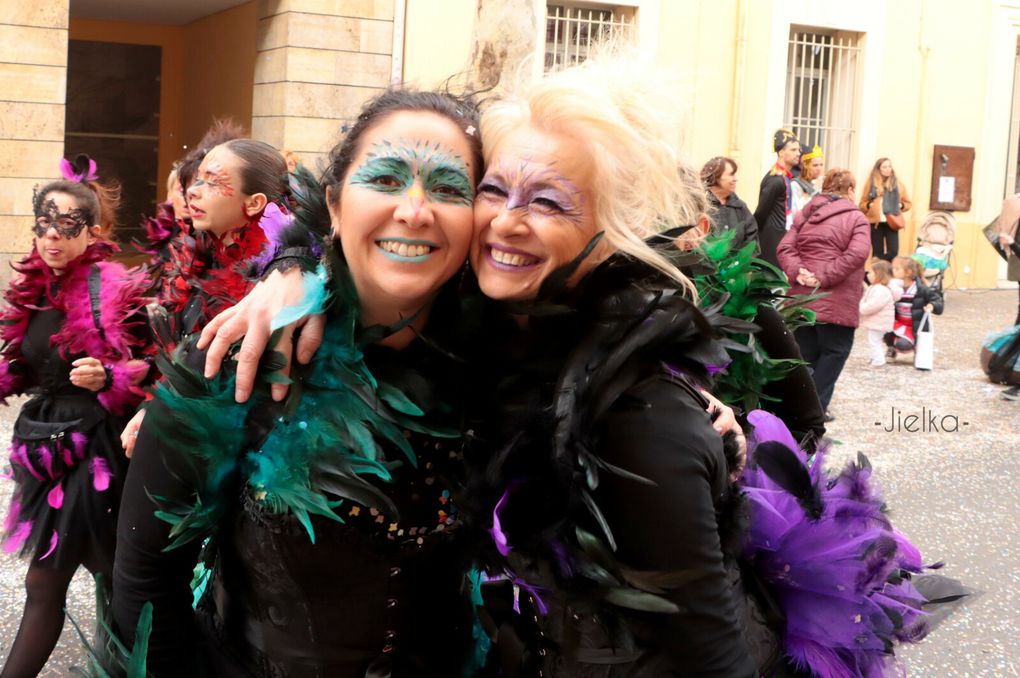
[[471, 124, 604, 302]]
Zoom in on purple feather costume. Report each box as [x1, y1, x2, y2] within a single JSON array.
[[0, 241, 152, 569], [741, 410, 940, 678]]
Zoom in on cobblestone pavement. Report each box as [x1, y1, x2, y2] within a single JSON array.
[[0, 289, 1017, 675]]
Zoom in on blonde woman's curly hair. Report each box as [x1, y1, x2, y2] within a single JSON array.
[[480, 52, 704, 295]]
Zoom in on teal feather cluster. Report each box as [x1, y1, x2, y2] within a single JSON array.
[[145, 186, 457, 549]]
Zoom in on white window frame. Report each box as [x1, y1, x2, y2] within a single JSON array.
[[783, 27, 862, 171], [531, 0, 656, 78]]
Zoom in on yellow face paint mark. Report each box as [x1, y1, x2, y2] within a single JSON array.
[[408, 183, 425, 214]]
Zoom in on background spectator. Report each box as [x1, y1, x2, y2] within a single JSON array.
[[777, 168, 871, 420], [702, 155, 759, 250], [861, 157, 912, 261], [754, 128, 800, 268], [791, 144, 823, 215]]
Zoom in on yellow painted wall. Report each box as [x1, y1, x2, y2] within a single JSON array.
[[182, 1, 257, 149], [398, 0, 1012, 288], [402, 0, 475, 88]]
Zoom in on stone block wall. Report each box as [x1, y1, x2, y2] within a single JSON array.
[[0, 2, 69, 291], [253, 0, 395, 173]]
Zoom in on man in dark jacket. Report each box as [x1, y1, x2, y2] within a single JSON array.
[[754, 129, 801, 268]]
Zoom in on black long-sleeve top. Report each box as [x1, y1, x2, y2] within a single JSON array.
[[753, 173, 790, 269]]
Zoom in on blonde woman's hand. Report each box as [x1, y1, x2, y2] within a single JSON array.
[[70, 356, 107, 392], [700, 389, 747, 482]]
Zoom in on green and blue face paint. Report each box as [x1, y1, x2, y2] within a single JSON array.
[[349, 138, 474, 208]]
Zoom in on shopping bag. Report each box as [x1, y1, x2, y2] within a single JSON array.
[[914, 312, 934, 370]]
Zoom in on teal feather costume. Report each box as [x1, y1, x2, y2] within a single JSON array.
[[104, 170, 479, 678], [144, 248, 457, 550]]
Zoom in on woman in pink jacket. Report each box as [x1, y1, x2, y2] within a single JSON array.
[[777, 168, 872, 421]]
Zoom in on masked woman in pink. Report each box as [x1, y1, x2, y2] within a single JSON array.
[[0, 158, 153, 676]]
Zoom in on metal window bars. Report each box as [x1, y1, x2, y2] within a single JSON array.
[[544, 4, 635, 71], [784, 29, 862, 170]]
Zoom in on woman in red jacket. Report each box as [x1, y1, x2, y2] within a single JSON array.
[[777, 168, 871, 421]]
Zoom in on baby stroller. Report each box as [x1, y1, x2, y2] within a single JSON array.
[[912, 211, 956, 292]]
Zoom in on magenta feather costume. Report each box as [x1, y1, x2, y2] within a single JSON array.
[[0, 241, 153, 568]]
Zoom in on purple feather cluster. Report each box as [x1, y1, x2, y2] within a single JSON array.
[[740, 410, 930, 678]]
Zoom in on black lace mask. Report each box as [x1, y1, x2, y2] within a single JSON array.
[[33, 199, 91, 239]]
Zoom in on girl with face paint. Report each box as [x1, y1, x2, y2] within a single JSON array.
[[0, 160, 154, 677], [110, 90, 488, 677], [118, 138, 294, 458]]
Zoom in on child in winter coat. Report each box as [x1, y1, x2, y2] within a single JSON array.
[[860, 260, 902, 366], [886, 256, 943, 360]]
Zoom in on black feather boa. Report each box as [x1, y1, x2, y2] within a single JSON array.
[[461, 247, 744, 642]]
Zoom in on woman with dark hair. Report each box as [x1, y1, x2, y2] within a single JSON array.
[[120, 138, 292, 456], [111, 89, 488, 676], [702, 155, 759, 251], [0, 159, 153, 676], [138, 118, 247, 339], [861, 157, 912, 261], [778, 168, 872, 420]]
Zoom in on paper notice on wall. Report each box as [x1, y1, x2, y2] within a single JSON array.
[[938, 176, 956, 203]]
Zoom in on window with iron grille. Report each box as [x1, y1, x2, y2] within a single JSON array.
[[784, 28, 862, 170], [544, 4, 635, 71]]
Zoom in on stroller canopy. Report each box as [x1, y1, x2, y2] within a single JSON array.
[[914, 211, 956, 286]]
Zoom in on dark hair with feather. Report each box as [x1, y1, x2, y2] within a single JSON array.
[[36, 154, 123, 237]]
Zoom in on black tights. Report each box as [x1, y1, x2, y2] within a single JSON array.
[[871, 222, 899, 261], [1, 558, 107, 678]]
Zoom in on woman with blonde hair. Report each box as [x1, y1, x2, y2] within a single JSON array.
[[861, 157, 912, 261]]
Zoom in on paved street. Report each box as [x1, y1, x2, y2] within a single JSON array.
[[0, 289, 1017, 676]]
